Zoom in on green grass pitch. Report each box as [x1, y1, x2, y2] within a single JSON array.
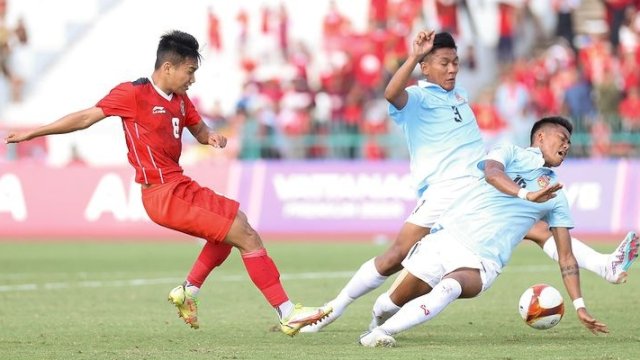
[[0, 239, 638, 360]]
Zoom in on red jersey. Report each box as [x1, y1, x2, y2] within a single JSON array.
[[96, 78, 201, 184]]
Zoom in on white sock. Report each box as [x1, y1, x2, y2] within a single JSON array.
[[372, 292, 401, 326], [332, 258, 388, 313], [184, 282, 200, 297], [276, 300, 295, 320], [542, 236, 607, 277], [379, 278, 462, 335]]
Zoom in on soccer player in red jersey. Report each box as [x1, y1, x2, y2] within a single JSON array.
[[4, 30, 331, 336]]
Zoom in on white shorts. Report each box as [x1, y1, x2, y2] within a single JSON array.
[[401, 230, 501, 293], [407, 176, 479, 228]]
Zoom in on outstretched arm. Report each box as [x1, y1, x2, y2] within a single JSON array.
[[483, 160, 562, 202], [187, 120, 227, 148], [384, 29, 435, 110], [4, 107, 106, 144], [552, 227, 608, 335]]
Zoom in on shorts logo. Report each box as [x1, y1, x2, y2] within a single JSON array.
[[152, 106, 166, 114], [537, 175, 551, 188], [420, 304, 430, 317]]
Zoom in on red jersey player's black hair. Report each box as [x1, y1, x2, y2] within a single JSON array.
[[154, 30, 202, 70]]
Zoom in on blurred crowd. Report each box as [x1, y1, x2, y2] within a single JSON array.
[[186, 0, 640, 163], [0, 0, 30, 103], [477, 0, 640, 157], [3, 0, 640, 166]]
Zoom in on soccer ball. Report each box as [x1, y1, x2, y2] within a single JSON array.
[[518, 284, 564, 330]]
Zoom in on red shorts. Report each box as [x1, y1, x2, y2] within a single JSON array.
[[141, 176, 240, 243]]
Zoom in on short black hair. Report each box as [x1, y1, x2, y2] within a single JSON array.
[[529, 116, 573, 144], [422, 32, 457, 62], [154, 30, 202, 69]]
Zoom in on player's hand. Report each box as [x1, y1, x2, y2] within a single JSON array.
[[4, 131, 32, 144], [527, 183, 563, 203], [208, 133, 227, 149], [576, 308, 609, 335], [413, 29, 436, 61]]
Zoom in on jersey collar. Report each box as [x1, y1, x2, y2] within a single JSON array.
[[526, 147, 550, 169], [149, 77, 174, 102], [418, 80, 450, 93]]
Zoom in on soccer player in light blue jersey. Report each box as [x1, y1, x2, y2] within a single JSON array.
[[360, 117, 611, 347], [302, 30, 638, 333]]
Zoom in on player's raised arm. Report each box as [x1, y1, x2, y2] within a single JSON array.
[[552, 227, 609, 335], [4, 107, 106, 144], [384, 30, 435, 110]]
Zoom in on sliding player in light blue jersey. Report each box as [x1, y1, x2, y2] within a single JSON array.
[[302, 31, 638, 333], [360, 117, 613, 347]]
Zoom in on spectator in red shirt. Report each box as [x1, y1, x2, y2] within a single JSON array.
[[435, 0, 460, 35], [471, 89, 507, 150], [496, 1, 519, 63], [530, 74, 560, 117], [369, 0, 388, 27], [363, 135, 386, 160], [207, 6, 222, 52], [323, 0, 349, 51], [619, 86, 640, 131], [620, 51, 640, 92], [3, 30, 330, 336]]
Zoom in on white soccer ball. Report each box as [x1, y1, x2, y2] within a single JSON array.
[[518, 284, 565, 330]]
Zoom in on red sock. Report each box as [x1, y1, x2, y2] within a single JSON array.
[[186, 241, 233, 288], [241, 248, 289, 307]]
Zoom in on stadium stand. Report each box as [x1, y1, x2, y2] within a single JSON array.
[[1, 0, 640, 165]]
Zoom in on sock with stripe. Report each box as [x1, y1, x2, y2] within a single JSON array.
[[379, 278, 462, 335]]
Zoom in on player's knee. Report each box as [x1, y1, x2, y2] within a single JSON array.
[[446, 270, 482, 298], [524, 221, 552, 247], [376, 248, 406, 275], [226, 211, 263, 251]]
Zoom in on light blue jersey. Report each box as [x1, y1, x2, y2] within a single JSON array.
[[433, 143, 574, 268], [389, 80, 485, 191]]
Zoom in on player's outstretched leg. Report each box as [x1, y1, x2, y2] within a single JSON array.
[[280, 304, 333, 336], [168, 283, 200, 329], [301, 223, 428, 333], [604, 231, 639, 284], [530, 222, 639, 284], [168, 242, 233, 329], [299, 258, 387, 333], [369, 291, 402, 330]]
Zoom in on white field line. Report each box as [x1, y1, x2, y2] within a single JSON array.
[[0, 266, 559, 293]]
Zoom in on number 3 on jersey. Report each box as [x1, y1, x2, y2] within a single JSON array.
[[171, 117, 180, 139]]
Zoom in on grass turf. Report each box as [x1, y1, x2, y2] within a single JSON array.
[[0, 240, 638, 359]]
